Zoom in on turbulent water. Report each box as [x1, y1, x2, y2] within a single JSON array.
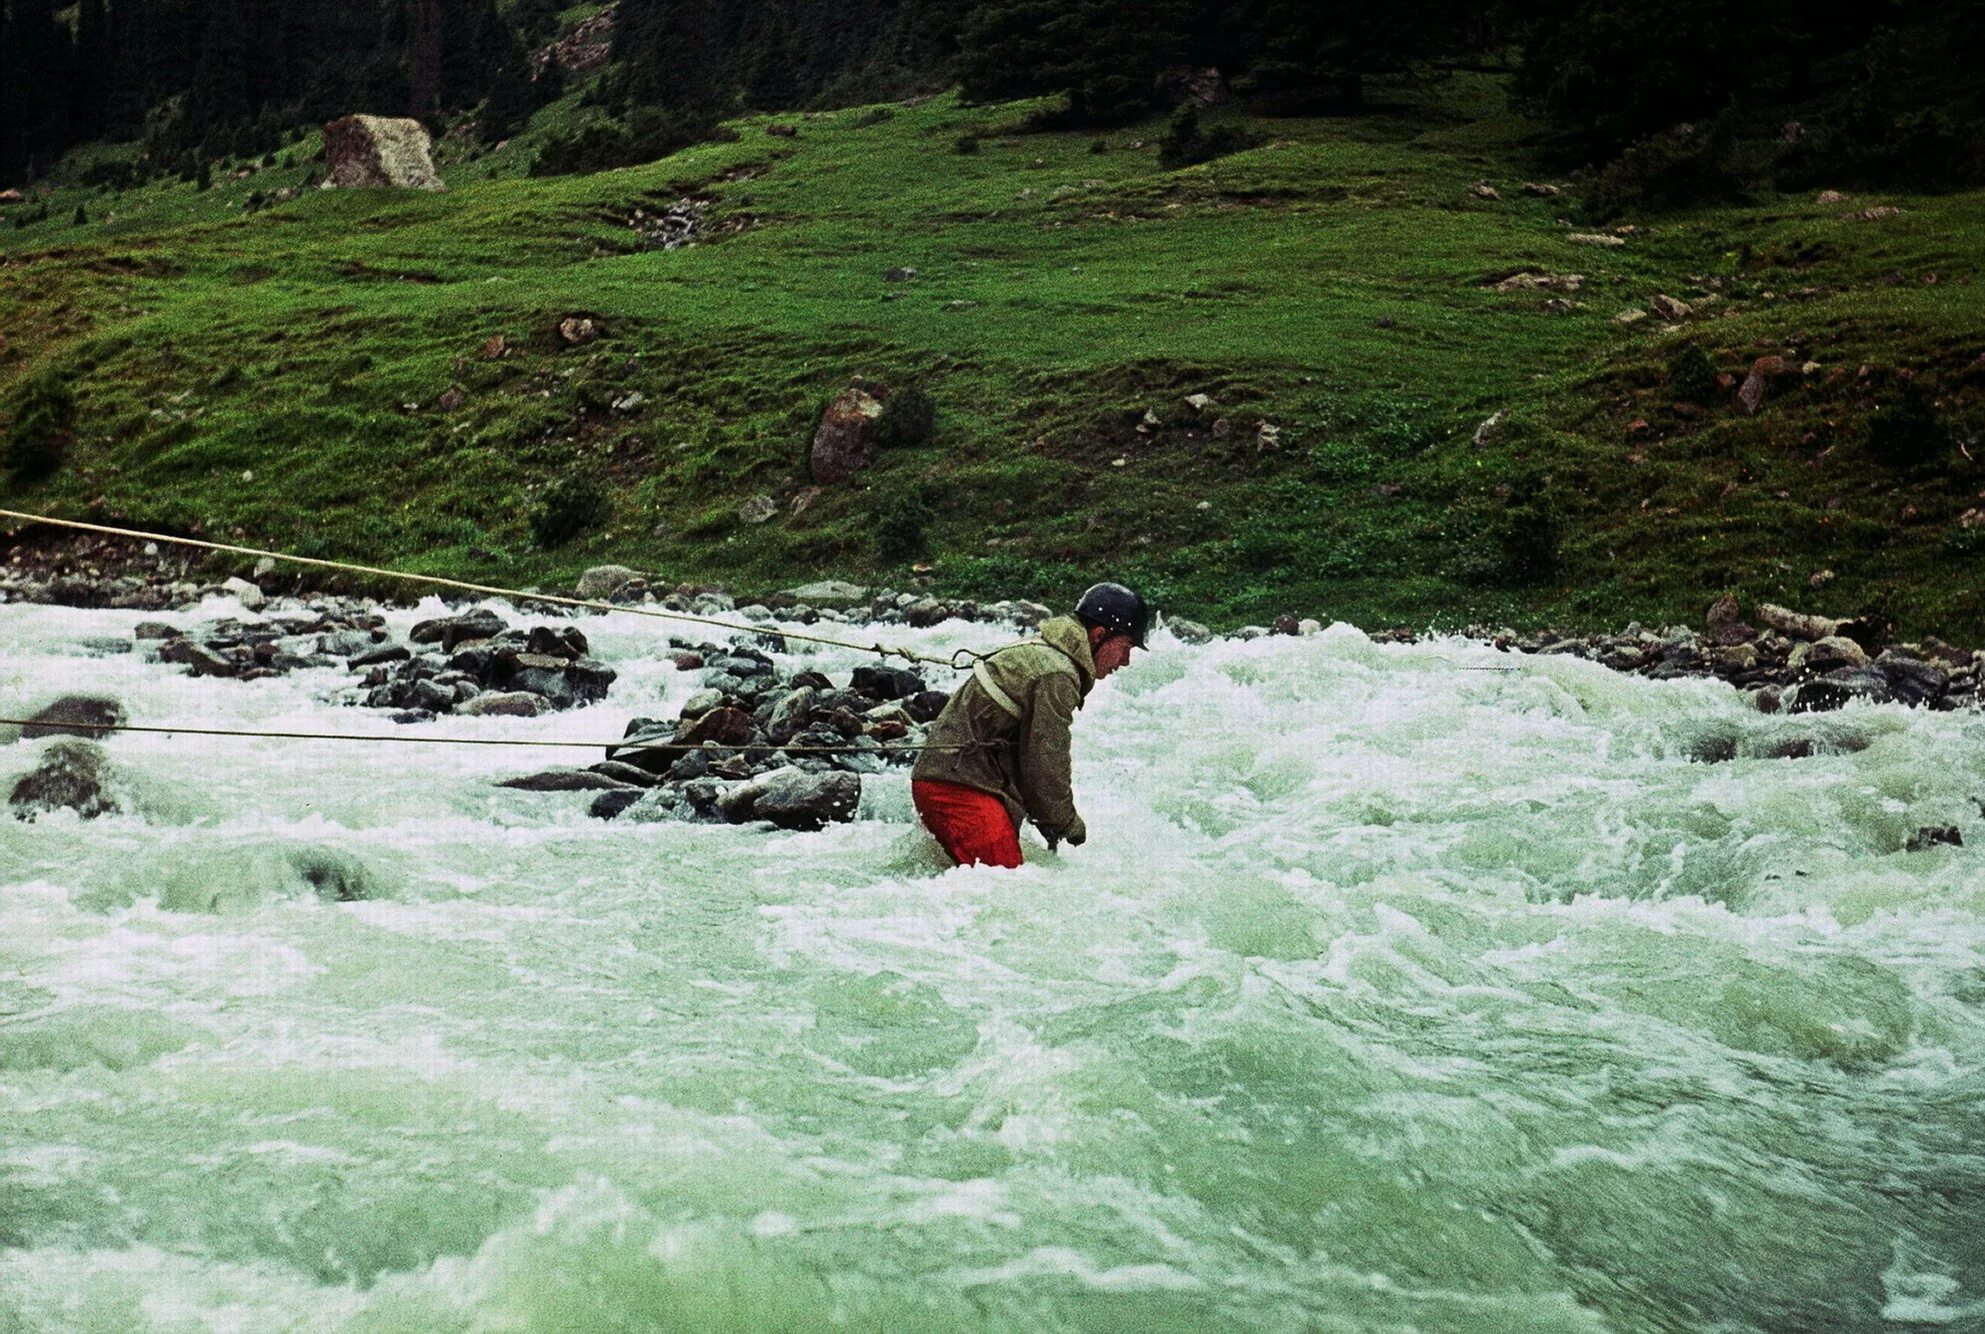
[[4, 596, 1984, 1333]]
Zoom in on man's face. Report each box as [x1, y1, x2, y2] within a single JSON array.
[[1093, 632, 1135, 679]]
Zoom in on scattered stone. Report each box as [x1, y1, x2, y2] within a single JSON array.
[[676, 706, 755, 748], [1789, 635, 1870, 673], [885, 266, 918, 283], [1493, 272, 1583, 293], [349, 643, 412, 668], [1521, 182, 1562, 198], [577, 565, 644, 601], [851, 664, 923, 701], [1167, 618, 1213, 645], [739, 495, 778, 525], [780, 580, 870, 610], [1568, 233, 1627, 248], [1184, 393, 1217, 413], [590, 789, 647, 821], [766, 123, 799, 138], [1815, 190, 1851, 205], [1649, 294, 1693, 322], [558, 316, 601, 347], [1841, 206, 1903, 221], [1471, 182, 1501, 200]]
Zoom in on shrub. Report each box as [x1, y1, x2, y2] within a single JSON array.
[[1584, 121, 1748, 220], [1492, 474, 1560, 582], [1945, 522, 1985, 557], [873, 384, 937, 450], [1865, 383, 1951, 468], [952, 134, 981, 155], [1667, 342, 1720, 405], [1158, 106, 1265, 170], [3, 372, 77, 481], [71, 205, 88, 226], [531, 108, 730, 178], [529, 474, 610, 547], [875, 489, 934, 562]]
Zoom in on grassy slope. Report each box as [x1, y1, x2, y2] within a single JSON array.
[[2, 73, 1982, 634]]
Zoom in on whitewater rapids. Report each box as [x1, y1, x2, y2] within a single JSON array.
[[3, 596, 1983, 1332]]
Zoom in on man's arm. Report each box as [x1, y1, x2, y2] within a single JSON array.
[[1017, 670, 1086, 845]]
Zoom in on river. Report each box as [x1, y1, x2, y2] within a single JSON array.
[[3, 596, 1982, 1332]]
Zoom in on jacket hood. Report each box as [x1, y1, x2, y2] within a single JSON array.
[[1036, 616, 1097, 697]]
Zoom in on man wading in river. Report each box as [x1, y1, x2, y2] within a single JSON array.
[[912, 583, 1149, 867]]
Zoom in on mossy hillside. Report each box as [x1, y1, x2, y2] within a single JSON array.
[[2, 75, 1981, 635]]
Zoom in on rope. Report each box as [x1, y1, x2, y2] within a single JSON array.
[[0, 718, 980, 755], [0, 509, 978, 670]]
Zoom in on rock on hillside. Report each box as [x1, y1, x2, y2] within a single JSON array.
[[322, 116, 445, 192]]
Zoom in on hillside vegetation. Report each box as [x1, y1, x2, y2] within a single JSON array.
[[2, 73, 1983, 635]]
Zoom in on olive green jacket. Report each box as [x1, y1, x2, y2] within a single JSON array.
[[911, 616, 1096, 843]]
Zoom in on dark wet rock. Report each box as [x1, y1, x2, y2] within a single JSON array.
[[410, 608, 507, 649], [906, 690, 951, 724], [851, 664, 923, 701], [1789, 636, 1871, 674], [497, 769, 641, 793], [590, 789, 647, 820], [349, 643, 412, 668], [667, 748, 712, 782], [1790, 669, 1888, 713], [525, 625, 588, 660], [590, 761, 661, 788], [18, 695, 127, 742], [678, 778, 727, 819], [404, 678, 458, 714], [1907, 826, 1963, 852], [718, 766, 861, 830], [157, 638, 242, 679], [1705, 593, 1756, 647], [133, 621, 181, 641], [768, 686, 817, 744], [1876, 653, 1949, 708], [676, 706, 754, 748], [607, 721, 679, 775], [10, 741, 121, 820]]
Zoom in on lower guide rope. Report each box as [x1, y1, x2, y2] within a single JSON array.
[[0, 508, 984, 671], [0, 719, 978, 755]]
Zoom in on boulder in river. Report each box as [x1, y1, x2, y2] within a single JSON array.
[[717, 766, 861, 830], [10, 740, 122, 821], [498, 769, 642, 793], [410, 608, 508, 649], [458, 691, 550, 719], [14, 695, 127, 742]]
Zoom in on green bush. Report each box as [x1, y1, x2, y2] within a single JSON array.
[[529, 474, 611, 547], [1667, 342, 1720, 405], [3, 372, 77, 481], [875, 489, 934, 562], [1158, 107, 1264, 170], [1492, 475, 1560, 583], [873, 384, 938, 450], [952, 134, 981, 155], [1944, 522, 1985, 557], [1584, 122, 1748, 220], [1865, 383, 1951, 468]]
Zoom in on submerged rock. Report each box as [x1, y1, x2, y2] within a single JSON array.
[[497, 769, 641, 793]]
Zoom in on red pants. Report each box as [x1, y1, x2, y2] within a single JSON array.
[[913, 781, 1023, 868]]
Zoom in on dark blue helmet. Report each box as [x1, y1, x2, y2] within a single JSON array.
[[1075, 582, 1150, 648]]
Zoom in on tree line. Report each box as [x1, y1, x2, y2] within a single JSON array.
[[2, 0, 1979, 199]]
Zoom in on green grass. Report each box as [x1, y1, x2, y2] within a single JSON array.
[[3, 72, 1983, 636]]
